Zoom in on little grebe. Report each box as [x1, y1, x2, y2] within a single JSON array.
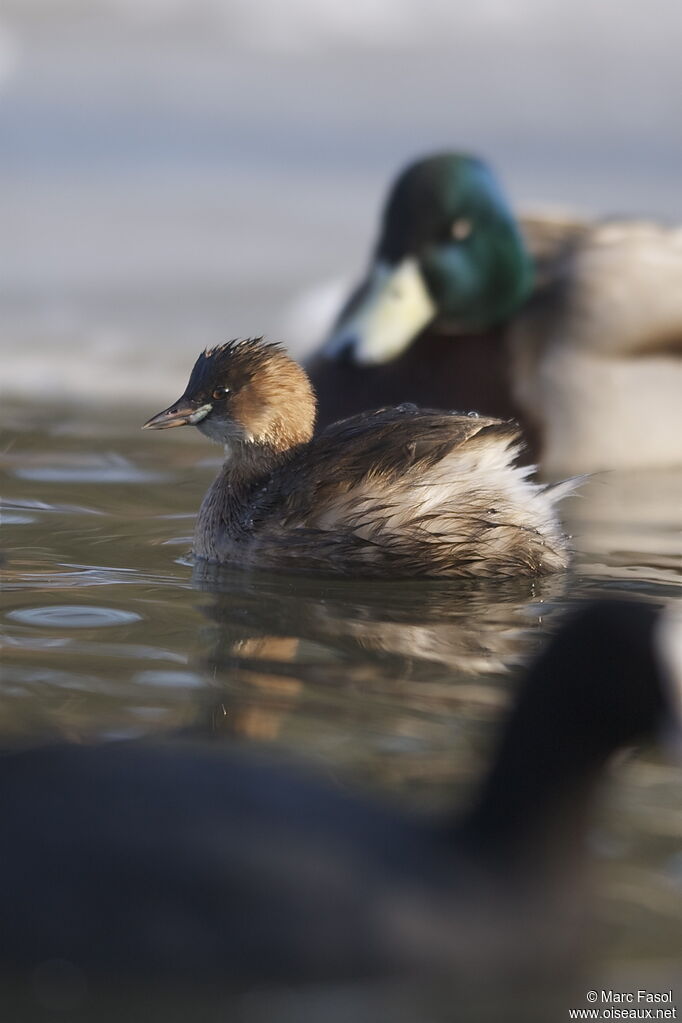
[[143, 338, 572, 577]]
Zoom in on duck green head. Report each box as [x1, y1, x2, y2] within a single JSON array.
[[324, 153, 534, 365]]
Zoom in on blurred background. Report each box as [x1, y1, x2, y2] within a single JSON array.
[[1, 0, 681, 402], [1, 4, 682, 1013]]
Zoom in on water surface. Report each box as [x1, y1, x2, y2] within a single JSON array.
[[1, 402, 681, 1019]]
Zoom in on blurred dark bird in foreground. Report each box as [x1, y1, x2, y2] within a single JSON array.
[[0, 600, 679, 993], [306, 153, 682, 473], [143, 338, 573, 577]]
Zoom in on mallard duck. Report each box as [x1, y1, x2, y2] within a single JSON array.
[[0, 600, 679, 986], [306, 153, 682, 473], [143, 338, 572, 578], [306, 153, 533, 432]]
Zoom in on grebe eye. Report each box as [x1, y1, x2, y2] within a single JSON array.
[[451, 218, 473, 241], [212, 386, 230, 400]]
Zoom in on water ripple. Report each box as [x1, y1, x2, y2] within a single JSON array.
[[3, 497, 105, 516], [14, 464, 171, 484], [2, 633, 188, 662], [1, 563, 188, 592], [133, 670, 206, 689], [6, 605, 142, 628]]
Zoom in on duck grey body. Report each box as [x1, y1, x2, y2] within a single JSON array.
[[144, 338, 571, 578]]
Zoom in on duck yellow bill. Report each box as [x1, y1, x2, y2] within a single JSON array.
[[323, 257, 436, 366], [142, 402, 213, 430]]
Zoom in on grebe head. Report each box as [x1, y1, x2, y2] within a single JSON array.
[[143, 338, 316, 451]]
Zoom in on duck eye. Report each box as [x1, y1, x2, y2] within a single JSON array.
[[451, 218, 473, 241], [212, 386, 230, 400]]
